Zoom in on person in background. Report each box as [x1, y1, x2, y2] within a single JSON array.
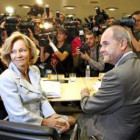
[[126, 11, 140, 59], [59, 13, 66, 25], [32, 18, 42, 37], [71, 18, 83, 55], [107, 17, 115, 26], [77, 25, 140, 140], [0, 21, 8, 46], [0, 32, 75, 136], [0, 21, 8, 73], [76, 30, 105, 77], [40, 27, 73, 77], [74, 18, 83, 28]]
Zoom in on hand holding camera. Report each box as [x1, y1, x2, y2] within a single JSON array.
[[76, 47, 81, 55], [81, 52, 91, 61], [48, 35, 58, 52], [76, 47, 90, 61]]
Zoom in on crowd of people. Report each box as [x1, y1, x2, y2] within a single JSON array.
[[0, 10, 114, 77], [0, 8, 140, 140]]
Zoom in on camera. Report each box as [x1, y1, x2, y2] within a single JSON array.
[[64, 16, 79, 29], [94, 7, 109, 24], [38, 31, 57, 46], [5, 16, 19, 36], [112, 17, 135, 29], [0, 14, 19, 36], [79, 30, 85, 44], [79, 29, 86, 54], [55, 11, 62, 25], [18, 20, 35, 36], [84, 7, 109, 36], [27, 5, 44, 16], [79, 46, 86, 54]]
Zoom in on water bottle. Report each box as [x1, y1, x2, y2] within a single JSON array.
[[85, 65, 90, 79]]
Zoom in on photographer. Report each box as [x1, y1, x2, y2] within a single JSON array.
[[40, 27, 73, 77], [76, 30, 105, 77], [59, 13, 66, 26], [107, 17, 116, 26], [0, 21, 8, 47], [126, 11, 140, 58]]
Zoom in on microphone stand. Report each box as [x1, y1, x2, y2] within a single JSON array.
[[52, 65, 68, 83], [52, 66, 59, 81]]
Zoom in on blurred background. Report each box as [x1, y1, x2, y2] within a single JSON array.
[[0, 0, 139, 21]]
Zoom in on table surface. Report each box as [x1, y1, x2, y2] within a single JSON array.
[[41, 77, 99, 102]]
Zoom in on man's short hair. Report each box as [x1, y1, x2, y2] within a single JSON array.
[[57, 27, 68, 36], [74, 18, 82, 24], [131, 11, 140, 16], [109, 25, 132, 48], [85, 30, 96, 38]]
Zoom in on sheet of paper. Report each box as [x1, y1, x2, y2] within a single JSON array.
[[40, 81, 61, 98], [93, 81, 101, 91]]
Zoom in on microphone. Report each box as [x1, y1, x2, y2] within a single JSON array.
[[45, 4, 49, 18]]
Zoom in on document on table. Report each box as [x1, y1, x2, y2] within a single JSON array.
[[93, 81, 101, 91], [40, 81, 61, 98]]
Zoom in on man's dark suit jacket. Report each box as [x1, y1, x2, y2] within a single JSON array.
[[79, 53, 140, 140]]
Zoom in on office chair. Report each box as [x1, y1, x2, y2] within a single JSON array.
[[131, 126, 140, 140], [0, 119, 61, 140], [70, 124, 78, 140]]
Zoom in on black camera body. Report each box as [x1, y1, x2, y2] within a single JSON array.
[[5, 17, 19, 36], [18, 20, 35, 36], [94, 7, 109, 24], [84, 7, 109, 36], [79, 46, 86, 54], [38, 31, 57, 47], [27, 5, 44, 16], [113, 17, 135, 29], [64, 21, 78, 29], [79, 29, 86, 54], [55, 11, 62, 25]]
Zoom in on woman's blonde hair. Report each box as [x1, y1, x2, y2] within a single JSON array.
[[0, 32, 38, 66]]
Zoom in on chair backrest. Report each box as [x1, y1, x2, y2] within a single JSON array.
[[0, 120, 61, 140], [70, 124, 78, 140]]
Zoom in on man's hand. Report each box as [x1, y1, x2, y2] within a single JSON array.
[[81, 87, 90, 95], [76, 47, 91, 61], [76, 47, 81, 55], [28, 28, 39, 46], [81, 52, 91, 61]]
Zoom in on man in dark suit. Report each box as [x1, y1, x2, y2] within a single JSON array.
[[78, 25, 140, 140]]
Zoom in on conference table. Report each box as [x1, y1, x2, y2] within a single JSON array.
[[41, 77, 100, 102]]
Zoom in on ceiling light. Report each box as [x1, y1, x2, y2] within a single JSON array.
[[106, 7, 118, 11], [19, 4, 32, 9], [90, 1, 99, 4], [6, 7, 14, 14], [66, 14, 76, 17], [36, 0, 43, 5], [63, 6, 76, 10]]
